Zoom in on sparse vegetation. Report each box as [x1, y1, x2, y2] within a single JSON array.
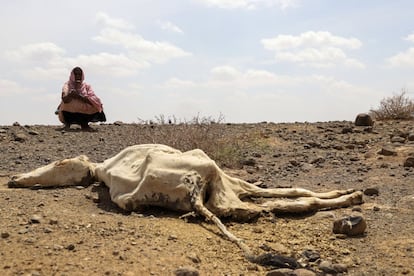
[[370, 90, 414, 120], [136, 113, 271, 168]]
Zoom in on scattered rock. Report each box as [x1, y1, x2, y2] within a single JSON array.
[[319, 260, 336, 274], [378, 147, 397, 156], [266, 268, 293, 276], [301, 249, 320, 262], [28, 130, 40, 135], [174, 266, 199, 276], [266, 268, 316, 276], [241, 158, 257, 166], [364, 187, 379, 196], [30, 214, 42, 224], [341, 127, 353, 134], [333, 215, 367, 236], [403, 157, 414, 167], [13, 132, 28, 142], [1, 232, 10, 239], [355, 113, 374, 126], [391, 136, 406, 144], [187, 253, 201, 264], [294, 268, 317, 276]]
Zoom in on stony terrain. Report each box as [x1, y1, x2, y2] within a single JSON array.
[[0, 120, 413, 275]]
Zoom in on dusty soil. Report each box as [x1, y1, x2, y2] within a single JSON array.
[[0, 121, 413, 275]]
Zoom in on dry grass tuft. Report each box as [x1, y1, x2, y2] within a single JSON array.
[[136, 114, 271, 168], [370, 90, 414, 120]]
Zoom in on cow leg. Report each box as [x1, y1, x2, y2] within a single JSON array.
[[260, 191, 363, 213], [183, 171, 255, 260], [231, 176, 357, 199]]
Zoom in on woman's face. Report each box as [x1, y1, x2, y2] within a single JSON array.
[[74, 69, 82, 83]]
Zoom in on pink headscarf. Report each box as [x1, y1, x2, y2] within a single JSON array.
[[65, 67, 103, 112]]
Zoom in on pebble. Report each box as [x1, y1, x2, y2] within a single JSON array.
[[333, 215, 367, 236], [30, 214, 42, 224], [403, 157, 414, 167], [174, 266, 199, 276], [364, 187, 379, 196]]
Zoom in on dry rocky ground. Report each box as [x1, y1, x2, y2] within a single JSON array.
[[0, 120, 414, 276]]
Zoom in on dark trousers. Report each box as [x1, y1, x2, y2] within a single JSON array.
[[62, 111, 106, 126]]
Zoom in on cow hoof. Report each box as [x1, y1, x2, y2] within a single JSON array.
[[8, 180, 18, 188]]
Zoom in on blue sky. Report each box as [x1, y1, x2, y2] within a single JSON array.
[[1, 0, 413, 125]]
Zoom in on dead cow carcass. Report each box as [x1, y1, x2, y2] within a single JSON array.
[[9, 144, 363, 268]]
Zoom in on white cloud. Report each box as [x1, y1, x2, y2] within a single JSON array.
[[4, 13, 192, 81], [95, 11, 134, 30], [158, 20, 184, 34], [387, 33, 414, 67], [0, 79, 27, 96], [74, 53, 148, 76], [93, 27, 191, 64], [387, 48, 414, 67], [211, 65, 242, 80], [5, 42, 66, 63], [262, 31, 361, 50], [164, 77, 196, 88], [195, 0, 299, 10], [405, 33, 414, 43], [158, 65, 378, 123], [261, 31, 364, 68]]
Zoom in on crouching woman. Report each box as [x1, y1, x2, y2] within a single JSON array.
[[57, 66, 106, 130]]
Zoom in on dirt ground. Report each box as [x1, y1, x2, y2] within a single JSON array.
[[0, 121, 413, 275]]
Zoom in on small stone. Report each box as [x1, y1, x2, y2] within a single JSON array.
[[364, 187, 379, 196], [301, 249, 320, 262], [43, 228, 53, 233], [333, 215, 367, 236], [373, 206, 381, 211], [30, 214, 42, 224], [168, 234, 178, 241], [266, 268, 294, 276], [187, 253, 201, 264], [174, 266, 199, 276], [294, 268, 317, 276], [378, 147, 397, 156], [319, 260, 336, 274], [241, 158, 257, 166], [28, 130, 39, 135], [13, 132, 28, 142], [403, 157, 414, 168], [1, 232, 10, 239], [332, 263, 348, 273], [391, 136, 406, 143]]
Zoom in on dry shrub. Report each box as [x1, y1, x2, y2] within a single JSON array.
[[136, 114, 270, 168], [370, 90, 414, 120]]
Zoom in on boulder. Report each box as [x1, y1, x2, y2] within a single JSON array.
[[355, 113, 374, 126]]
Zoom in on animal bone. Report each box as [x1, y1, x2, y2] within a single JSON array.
[[9, 144, 363, 268]]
